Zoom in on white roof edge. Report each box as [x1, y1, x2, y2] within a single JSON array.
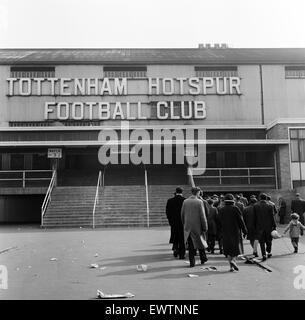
[[0, 139, 289, 147], [0, 124, 266, 131], [266, 118, 305, 130]]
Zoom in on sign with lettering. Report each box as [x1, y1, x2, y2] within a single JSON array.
[[7, 77, 242, 121], [48, 148, 62, 158]]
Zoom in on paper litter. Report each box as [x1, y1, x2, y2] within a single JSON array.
[[90, 263, 99, 268], [97, 290, 134, 299], [136, 264, 148, 272]]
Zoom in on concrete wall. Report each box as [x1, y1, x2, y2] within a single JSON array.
[[263, 65, 305, 124], [0, 195, 44, 223]]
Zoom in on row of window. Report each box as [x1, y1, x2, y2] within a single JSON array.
[[8, 65, 305, 79], [290, 129, 305, 162]]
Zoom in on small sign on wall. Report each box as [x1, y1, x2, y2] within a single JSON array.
[[48, 148, 62, 158]]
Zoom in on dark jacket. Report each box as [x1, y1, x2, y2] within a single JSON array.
[[243, 204, 256, 241], [166, 194, 186, 243], [291, 199, 305, 215], [207, 204, 218, 236], [218, 203, 247, 257], [253, 200, 276, 242]]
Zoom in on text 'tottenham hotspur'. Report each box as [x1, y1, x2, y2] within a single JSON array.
[[6, 77, 241, 120]]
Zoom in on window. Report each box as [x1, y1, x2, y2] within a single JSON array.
[[290, 140, 300, 162], [32, 154, 50, 170], [103, 66, 147, 78], [290, 129, 305, 162], [195, 66, 238, 77], [10, 154, 24, 170], [285, 66, 305, 79], [10, 66, 55, 78]]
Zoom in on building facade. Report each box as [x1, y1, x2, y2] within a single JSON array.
[[0, 48, 304, 225]]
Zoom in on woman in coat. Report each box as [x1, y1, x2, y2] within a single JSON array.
[[218, 193, 247, 272]]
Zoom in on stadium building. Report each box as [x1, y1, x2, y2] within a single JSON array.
[[0, 46, 304, 226]]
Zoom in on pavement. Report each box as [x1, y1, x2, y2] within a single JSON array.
[[0, 224, 305, 300]]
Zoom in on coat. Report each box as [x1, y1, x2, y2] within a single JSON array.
[[291, 199, 305, 224], [207, 204, 218, 236], [291, 199, 305, 214], [218, 203, 247, 257], [181, 195, 208, 250], [253, 200, 276, 242], [284, 220, 305, 238], [166, 195, 185, 243], [243, 204, 256, 241], [278, 199, 286, 217]]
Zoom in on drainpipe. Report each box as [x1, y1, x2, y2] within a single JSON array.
[[259, 64, 265, 125]]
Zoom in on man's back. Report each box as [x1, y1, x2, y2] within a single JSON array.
[[166, 195, 185, 226], [253, 200, 276, 232]]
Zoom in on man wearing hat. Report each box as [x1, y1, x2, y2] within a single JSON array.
[[166, 187, 186, 259], [253, 193, 277, 261], [181, 187, 208, 267], [291, 193, 305, 235]]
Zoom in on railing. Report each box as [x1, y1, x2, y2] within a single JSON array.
[[144, 169, 150, 228], [0, 170, 53, 188], [92, 170, 102, 229], [192, 167, 276, 186], [41, 170, 57, 227]]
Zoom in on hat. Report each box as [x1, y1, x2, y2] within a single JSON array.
[[291, 213, 300, 220], [175, 187, 183, 194], [224, 193, 235, 204]]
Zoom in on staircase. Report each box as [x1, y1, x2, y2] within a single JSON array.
[[94, 185, 147, 227], [148, 185, 191, 226], [42, 186, 96, 227]]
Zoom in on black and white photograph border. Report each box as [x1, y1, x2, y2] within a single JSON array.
[[0, 0, 305, 305]]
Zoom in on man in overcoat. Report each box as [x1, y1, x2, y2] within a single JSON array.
[[166, 187, 186, 259], [181, 187, 208, 267], [253, 193, 277, 261]]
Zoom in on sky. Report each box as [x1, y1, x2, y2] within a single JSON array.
[[0, 0, 305, 48]]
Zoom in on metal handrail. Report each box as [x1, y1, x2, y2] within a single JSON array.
[[0, 170, 53, 188], [41, 170, 57, 227], [92, 170, 102, 229]]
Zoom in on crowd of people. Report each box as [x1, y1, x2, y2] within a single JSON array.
[[166, 187, 305, 272]]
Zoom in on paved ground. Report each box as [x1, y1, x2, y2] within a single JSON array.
[[0, 224, 305, 300]]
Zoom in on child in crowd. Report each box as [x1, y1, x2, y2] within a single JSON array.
[[283, 213, 305, 253]]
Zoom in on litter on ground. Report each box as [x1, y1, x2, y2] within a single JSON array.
[[136, 264, 148, 272], [97, 290, 134, 299], [90, 263, 99, 268], [0, 246, 18, 255], [200, 266, 218, 271], [50, 258, 58, 261], [188, 274, 199, 278]]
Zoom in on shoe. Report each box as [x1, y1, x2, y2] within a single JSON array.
[[253, 252, 258, 258], [219, 250, 223, 254], [173, 250, 178, 258], [211, 250, 215, 254], [294, 248, 298, 253], [262, 256, 267, 261], [200, 258, 208, 265], [230, 261, 239, 271], [267, 253, 272, 258]]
